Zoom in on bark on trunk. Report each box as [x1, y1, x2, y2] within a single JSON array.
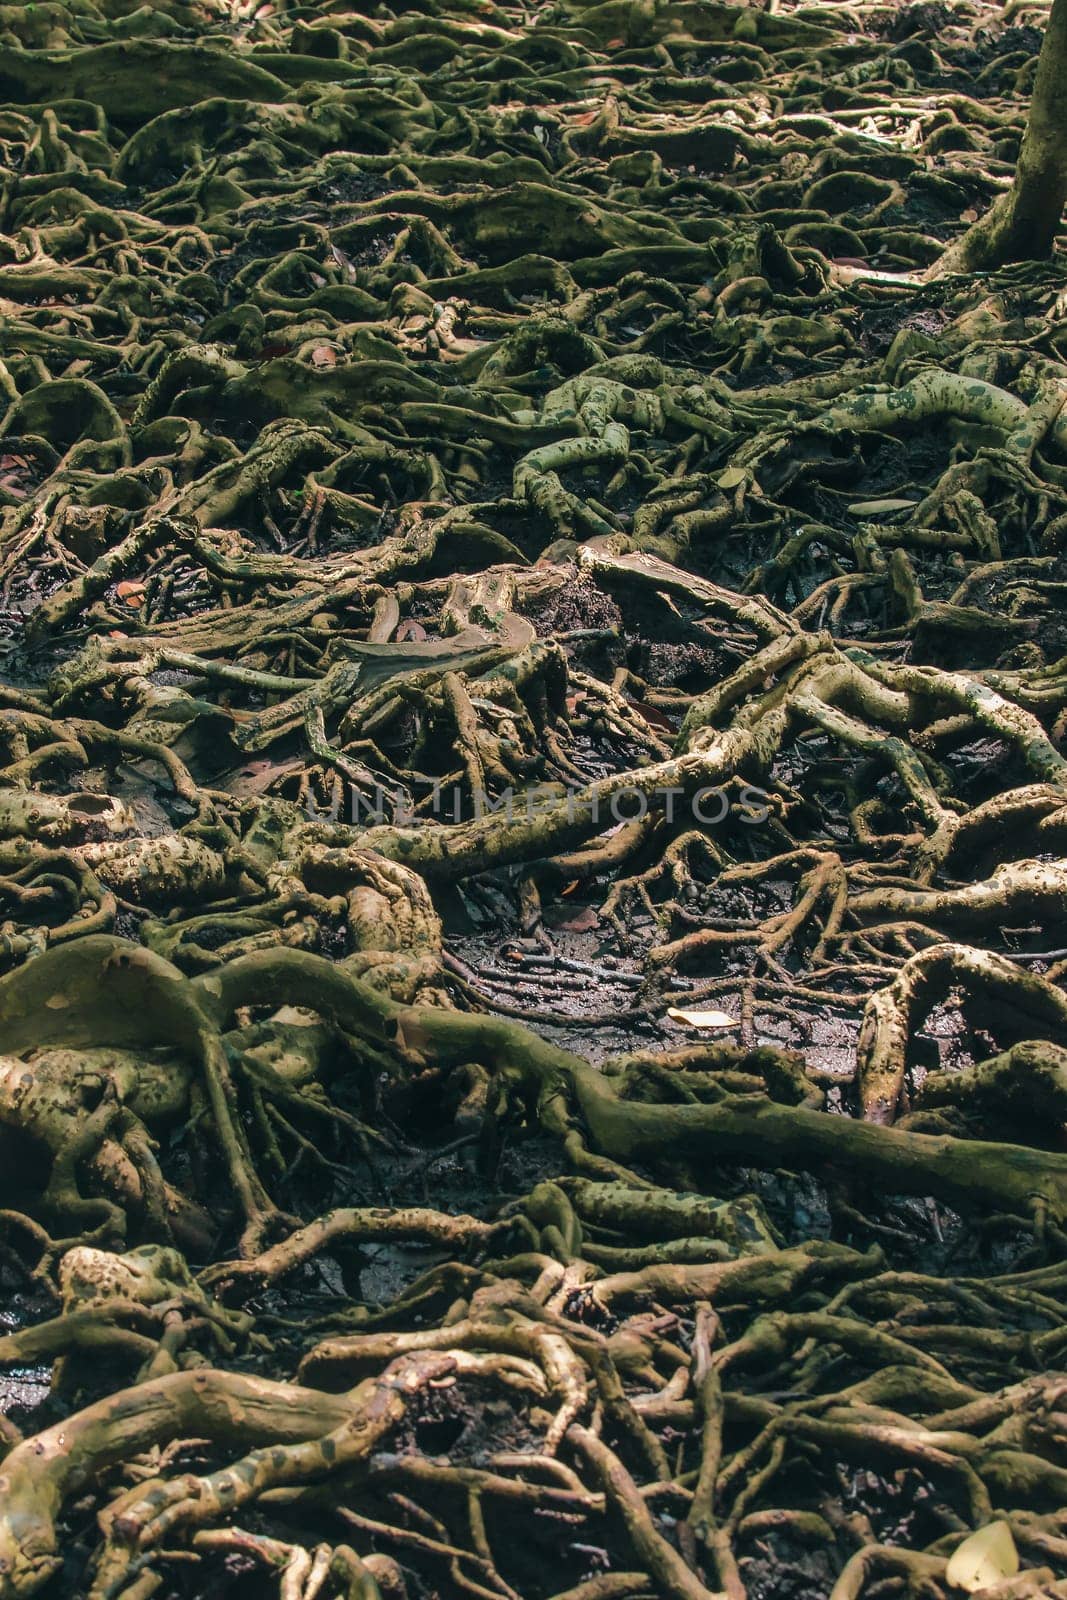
[[933, 0, 1067, 273]]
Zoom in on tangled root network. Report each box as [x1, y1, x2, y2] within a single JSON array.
[[2, 0, 1067, 1596]]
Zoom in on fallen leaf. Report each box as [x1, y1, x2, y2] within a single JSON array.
[[311, 345, 338, 367], [396, 620, 428, 642], [716, 467, 747, 491], [116, 580, 145, 599], [960, 208, 979, 223], [847, 497, 918, 515], [556, 906, 600, 932], [560, 880, 580, 896], [227, 756, 304, 796], [628, 698, 675, 733], [945, 1522, 1018, 1592], [666, 1007, 736, 1029]]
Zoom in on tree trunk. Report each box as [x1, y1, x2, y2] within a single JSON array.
[[932, 0, 1067, 273]]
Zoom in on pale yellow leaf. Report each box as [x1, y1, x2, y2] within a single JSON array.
[[666, 1007, 736, 1029], [847, 497, 917, 515], [716, 467, 747, 491], [945, 1521, 1018, 1592]]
